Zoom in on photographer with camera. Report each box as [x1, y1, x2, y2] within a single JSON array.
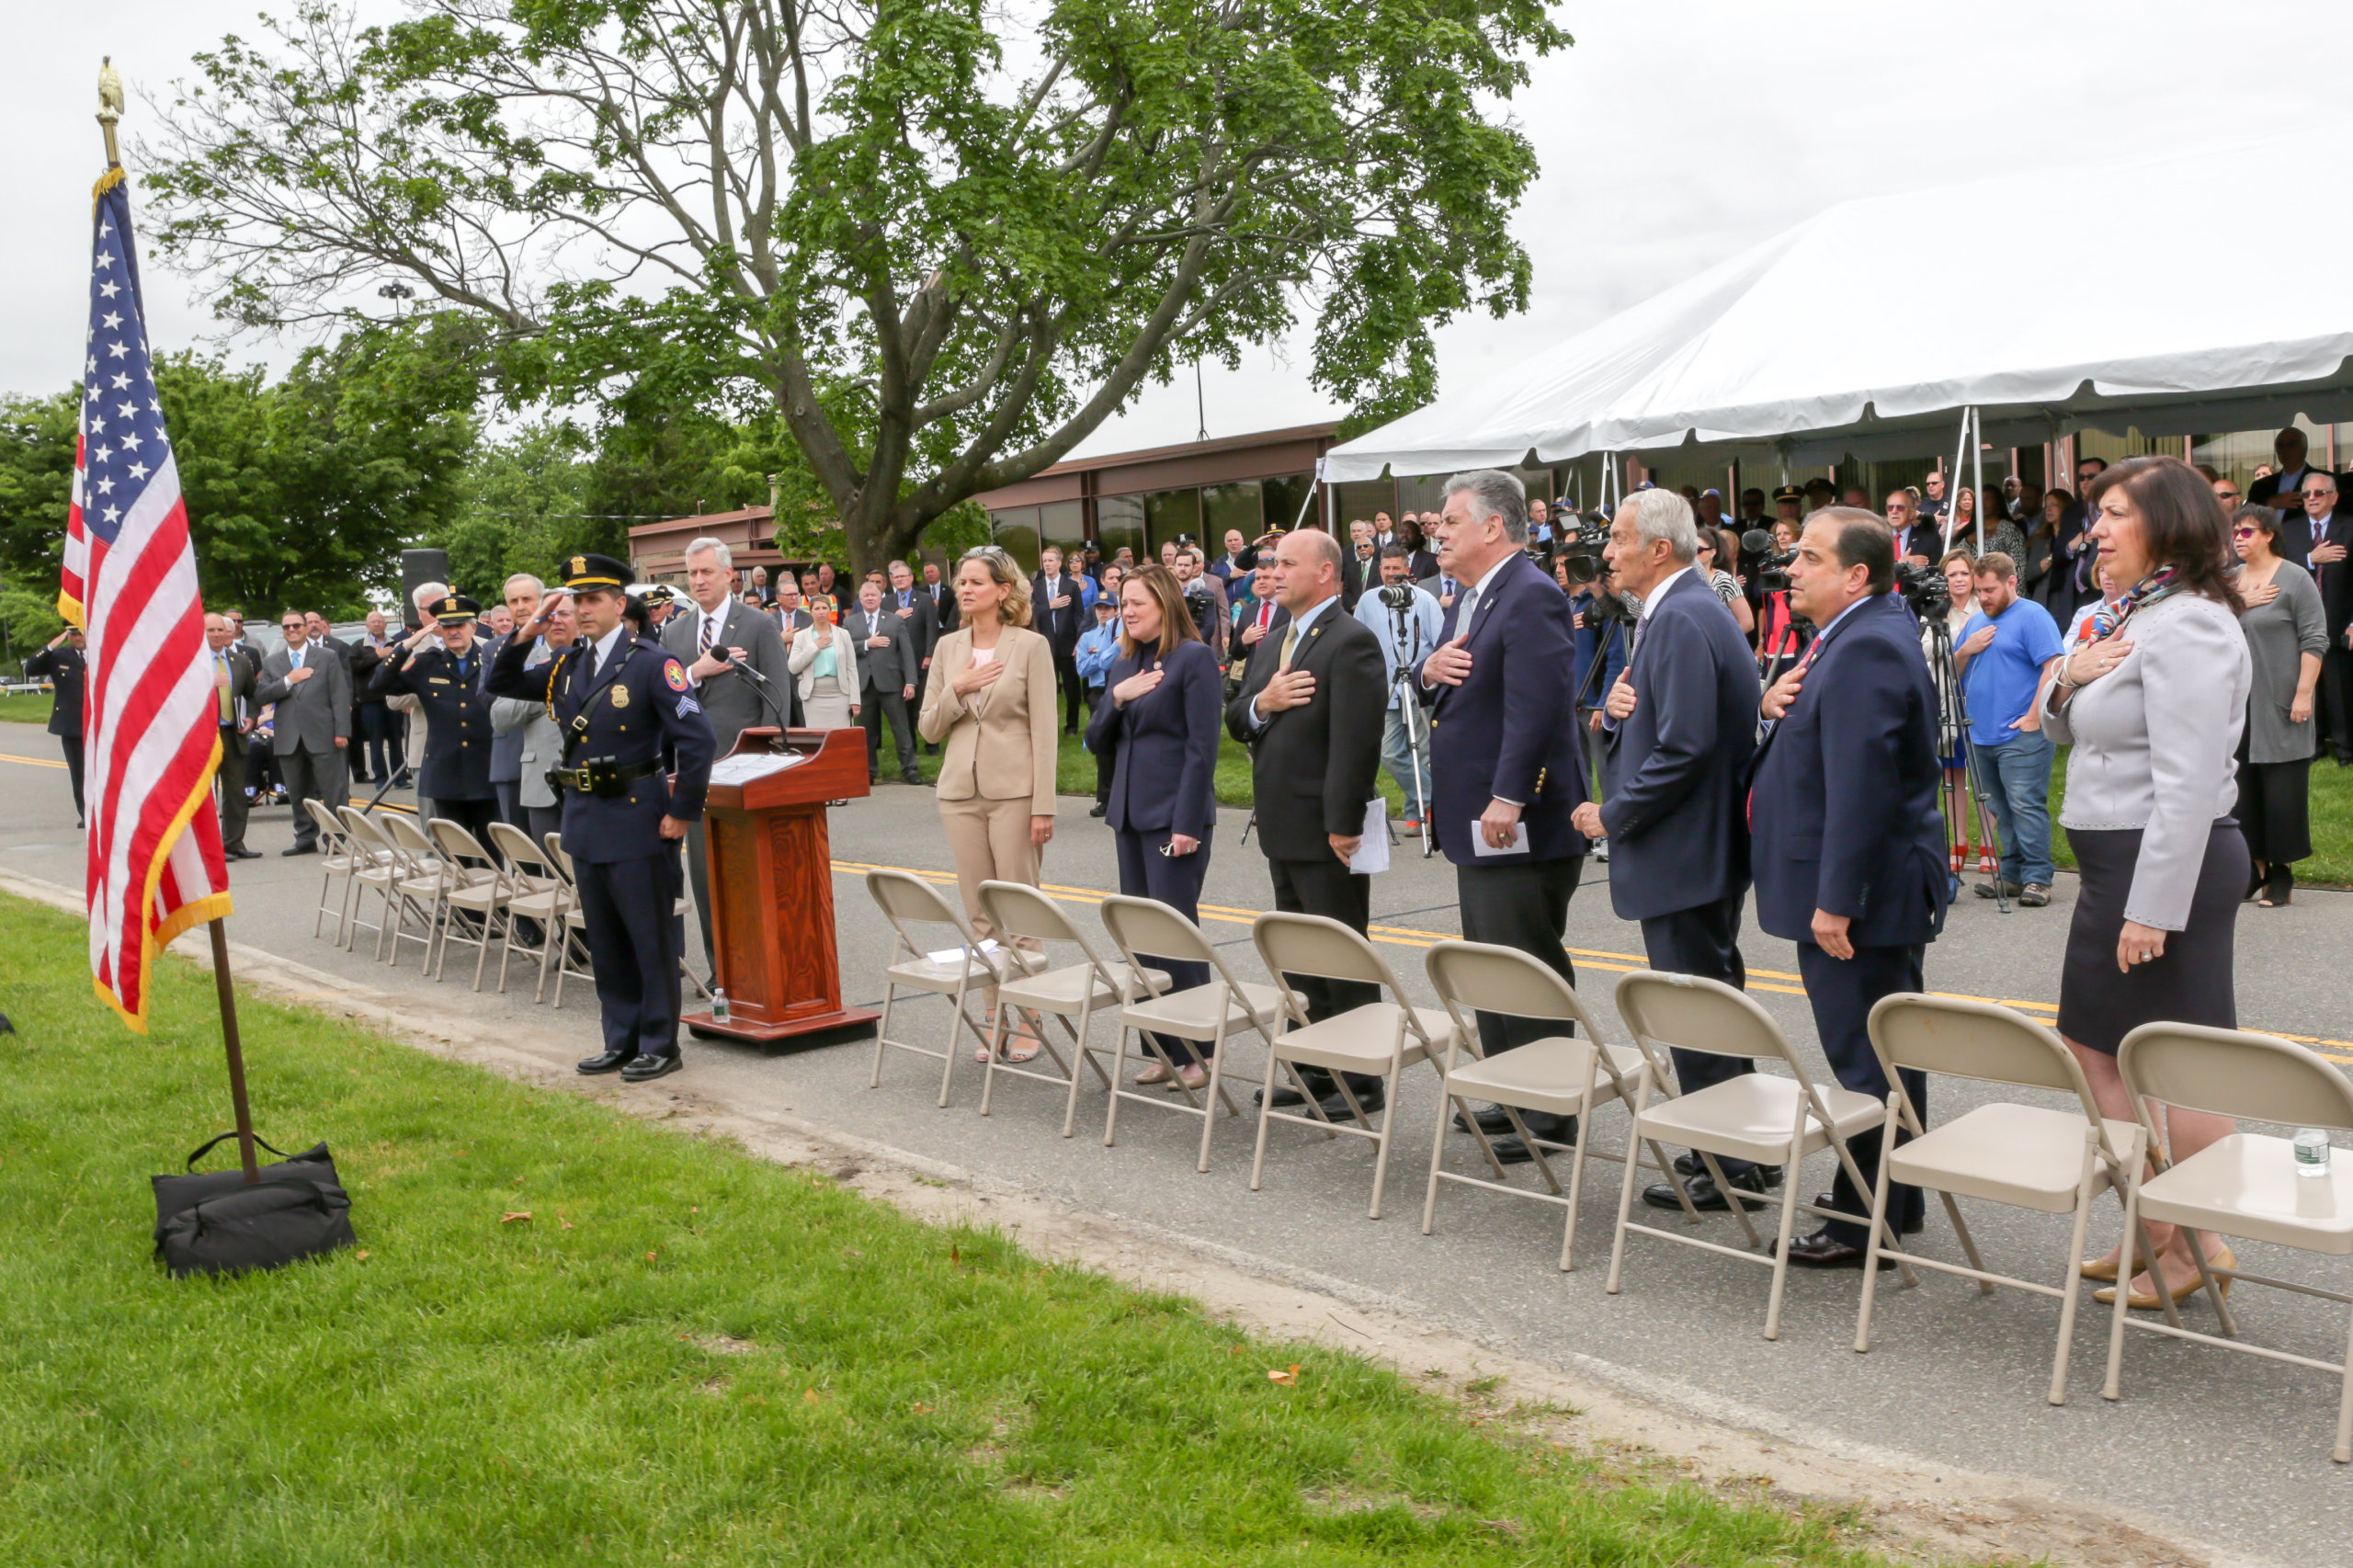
[[1353, 544, 1442, 835], [1750, 509, 1949, 1267], [1568, 488, 1769, 1213]]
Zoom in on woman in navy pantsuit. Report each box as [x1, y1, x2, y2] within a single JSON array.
[[1086, 564, 1224, 1090]]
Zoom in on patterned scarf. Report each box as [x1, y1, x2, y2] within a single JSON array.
[[2089, 564, 2182, 641]]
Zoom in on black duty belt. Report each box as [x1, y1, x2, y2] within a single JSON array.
[[548, 758, 663, 799]]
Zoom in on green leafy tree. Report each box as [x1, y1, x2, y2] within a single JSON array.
[[146, 0, 1566, 572]]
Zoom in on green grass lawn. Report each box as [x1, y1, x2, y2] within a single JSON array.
[[0, 891, 1894, 1567], [0, 689, 54, 725], [1997, 745, 2353, 886]]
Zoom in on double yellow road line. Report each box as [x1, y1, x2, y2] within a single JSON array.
[[832, 857, 2353, 1066]]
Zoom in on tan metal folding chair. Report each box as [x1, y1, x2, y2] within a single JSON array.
[[866, 869, 1043, 1108], [2106, 1024, 2353, 1461], [425, 817, 514, 989], [378, 812, 451, 969], [486, 820, 571, 1001], [1249, 911, 1456, 1220], [1852, 994, 2152, 1404], [1421, 940, 1684, 1271], [301, 798, 361, 944], [333, 806, 397, 955], [540, 836, 595, 1006], [973, 881, 1167, 1135], [1605, 970, 1911, 1340], [1097, 896, 1292, 1172]]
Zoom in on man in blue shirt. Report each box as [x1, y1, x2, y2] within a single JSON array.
[[1955, 551, 2065, 906], [1353, 543, 1442, 828]]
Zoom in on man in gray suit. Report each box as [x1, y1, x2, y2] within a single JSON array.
[[255, 608, 352, 855], [483, 572, 544, 826], [846, 578, 920, 785], [660, 537, 801, 979]]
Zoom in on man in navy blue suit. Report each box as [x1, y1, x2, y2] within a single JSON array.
[[1750, 508, 1949, 1267], [1568, 487, 1773, 1213], [1416, 470, 1589, 1159]]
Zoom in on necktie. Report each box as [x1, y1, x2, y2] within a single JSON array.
[[1278, 619, 1300, 669], [1256, 602, 1272, 633], [215, 652, 233, 724], [1443, 575, 1457, 599], [699, 611, 717, 657], [291, 646, 305, 671]]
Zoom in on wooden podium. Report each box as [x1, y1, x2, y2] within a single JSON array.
[[681, 727, 879, 1043]]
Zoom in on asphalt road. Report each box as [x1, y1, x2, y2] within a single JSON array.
[[6, 724, 2349, 1560]]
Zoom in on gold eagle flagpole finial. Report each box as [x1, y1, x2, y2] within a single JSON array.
[[97, 56, 126, 168]]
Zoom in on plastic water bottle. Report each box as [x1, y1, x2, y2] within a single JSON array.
[[711, 989, 731, 1025], [2294, 1128, 2331, 1178]]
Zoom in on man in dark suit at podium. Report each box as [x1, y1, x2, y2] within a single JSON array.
[[1570, 487, 1769, 1207], [662, 537, 799, 978], [1750, 508, 1949, 1267]]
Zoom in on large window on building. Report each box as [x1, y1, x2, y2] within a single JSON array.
[[1040, 500, 1086, 561], [1096, 494, 1145, 566], [1332, 480, 1394, 533], [1262, 472, 1315, 535], [1199, 481, 1264, 550], [1144, 488, 1201, 553], [989, 506, 1041, 572]]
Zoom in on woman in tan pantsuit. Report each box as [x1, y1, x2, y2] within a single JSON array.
[[918, 545, 1060, 1061]]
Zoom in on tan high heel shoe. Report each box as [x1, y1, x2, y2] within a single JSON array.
[[2079, 1254, 2120, 1283], [2095, 1246, 2236, 1311]]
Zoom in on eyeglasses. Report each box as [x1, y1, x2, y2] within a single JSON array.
[[2234, 527, 2258, 539], [2215, 490, 2242, 502]]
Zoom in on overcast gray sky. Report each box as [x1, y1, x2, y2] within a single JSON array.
[[7, 2, 2346, 459]]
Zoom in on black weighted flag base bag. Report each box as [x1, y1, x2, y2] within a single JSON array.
[[152, 1133, 357, 1278]]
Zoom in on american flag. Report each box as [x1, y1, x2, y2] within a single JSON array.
[[63, 168, 231, 1031]]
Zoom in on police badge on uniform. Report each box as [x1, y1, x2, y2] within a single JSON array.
[[612, 684, 630, 708]]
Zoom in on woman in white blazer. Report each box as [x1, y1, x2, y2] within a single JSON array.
[[789, 595, 861, 730]]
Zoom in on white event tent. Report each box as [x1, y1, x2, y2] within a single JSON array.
[[1324, 138, 2353, 491]]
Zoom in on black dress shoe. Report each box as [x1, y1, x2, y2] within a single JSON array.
[[620, 1051, 683, 1083], [1313, 1088, 1384, 1123], [1453, 1104, 1517, 1135], [281, 842, 317, 857], [900, 767, 923, 785], [1811, 1193, 1924, 1236], [577, 1050, 638, 1075], [227, 846, 263, 860], [1644, 1165, 1776, 1212], [1480, 1135, 1538, 1165], [1254, 1084, 1310, 1109], [1088, 802, 1108, 818], [1669, 1152, 1782, 1186], [1775, 1226, 1895, 1269]]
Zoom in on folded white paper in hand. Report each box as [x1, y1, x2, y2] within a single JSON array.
[[1469, 817, 1530, 857], [1347, 799, 1390, 874]]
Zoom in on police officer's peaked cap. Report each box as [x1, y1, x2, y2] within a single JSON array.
[[559, 553, 631, 591], [1771, 484, 1803, 505], [640, 584, 677, 607], [429, 594, 481, 624]]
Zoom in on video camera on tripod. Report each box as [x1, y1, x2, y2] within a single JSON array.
[[1741, 528, 1799, 592], [1893, 560, 1952, 619], [1552, 513, 1612, 585]]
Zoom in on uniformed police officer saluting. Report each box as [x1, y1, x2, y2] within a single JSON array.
[[368, 593, 502, 843], [489, 554, 717, 1083]]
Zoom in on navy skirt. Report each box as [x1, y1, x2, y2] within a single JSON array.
[[2056, 822, 2247, 1055]]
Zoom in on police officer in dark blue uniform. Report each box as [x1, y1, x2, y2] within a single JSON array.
[[489, 554, 716, 1083], [368, 593, 501, 842]]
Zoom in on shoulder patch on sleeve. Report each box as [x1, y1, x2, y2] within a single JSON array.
[[676, 693, 702, 717], [665, 658, 690, 692]]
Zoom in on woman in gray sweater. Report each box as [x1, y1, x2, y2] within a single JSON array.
[[2041, 455, 2250, 1312], [2230, 504, 2327, 906]]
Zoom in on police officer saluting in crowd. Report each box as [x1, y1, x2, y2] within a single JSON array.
[[490, 554, 716, 1083], [369, 593, 501, 842]]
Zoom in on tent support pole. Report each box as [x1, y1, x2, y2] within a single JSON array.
[[1971, 406, 1985, 555], [1945, 406, 1973, 554]]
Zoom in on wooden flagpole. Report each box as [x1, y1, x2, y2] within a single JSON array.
[[100, 58, 258, 1182]]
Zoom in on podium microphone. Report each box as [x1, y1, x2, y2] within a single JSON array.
[[710, 647, 795, 739]]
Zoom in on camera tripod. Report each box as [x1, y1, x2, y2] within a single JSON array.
[[1918, 614, 2013, 915], [1381, 589, 1437, 858], [1573, 607, 1627, 813]]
